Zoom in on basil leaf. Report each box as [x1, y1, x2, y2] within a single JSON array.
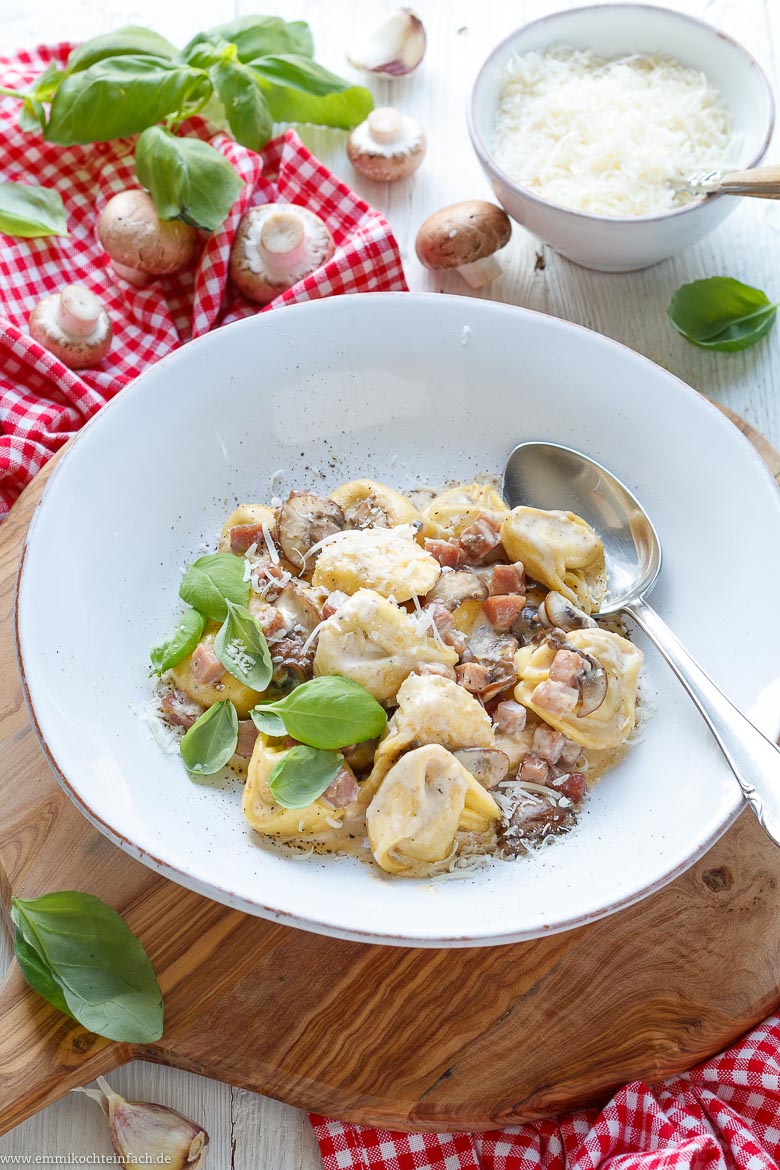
[[28, 61, 65, 101], [208, 16, 314, 62], [178, 552, 249, 621], [136, 126, 244, 231], [46, 56, 208, 145], [19, 98, 45, 134], [66, 27, 177, 74], [252, 676, 387, 749], [668, 276, 779, 353], [0, 181, 68, 239], [268, 745, 343, 809], [150, 607, 207, 675], [209, 59, 273, 152], [181, 32, 234, 70], [213, 598, 273, 691], [180, 700, 238, 774], [252, 56, 373, 130], [251, 708, 287, 737], [11, 891, 163, 1043]]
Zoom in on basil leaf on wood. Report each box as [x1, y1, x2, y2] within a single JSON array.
[[252, 54, 373, 130], [150, 607, 207, 675], [136, 126, 244, 231], [251, 676, 387, 750], [668, 276, 779, 352], [65, 26, 177, 74], [46, 56, 207, 144], [180, 700, 238, 774], [178, 552, 249, 620], [268, 744, 343, 808], [208, 16, 314, 62], [209, 59, 273, 152], [0, 181, 68, 239], [11, 891, 163, 1043], [213, 599, 273, 691]]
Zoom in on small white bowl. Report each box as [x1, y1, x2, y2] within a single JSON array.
[[468, 5, 774, 271]]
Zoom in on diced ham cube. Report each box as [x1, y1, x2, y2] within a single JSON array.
[[426, 602, 468, 655], [235, 719, 259, 759], [229, 522, 265, 555], [556, 772, 587, 802], [491, 562, 525, 596], [532, 726, 565, 764], [160, 690, 203, 730], [191, 642, 225, 685], [493, 700, 527, 736], [425, 538, 466, 569], [320, 763, 360, 809], [559, 738, 583, 768], [459, 515, 502, 562], [519, 753, 550, 784], [322, 590, 349, 619], [531, 679, 579, 717], [456, 661, 490, 693], [257, 606, 287, 640], [548, 649, 583, 689], [483, 594, 527, 632]]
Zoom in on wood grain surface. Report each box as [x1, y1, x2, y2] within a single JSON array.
[[0, 412, 779, 1138]]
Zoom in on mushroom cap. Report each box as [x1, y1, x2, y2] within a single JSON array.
[[347, 108, 426, 182], [97, 190, 198, 277], [229, 203, 335, 306], [29, 290, 113, 370], [415, 200, 511, 270]]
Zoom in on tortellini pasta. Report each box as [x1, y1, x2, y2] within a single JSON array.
[[218, 503, 276, 553], [242, 735, 346, 837], [313, 589, 458, 704], [500, 507, 606, 614], [329, 479, 427, 532], [311, 524, 440, 601], [169, 625, 265, 718], [422, 482, 509, 539], [514, 628, 643, 750], [366, 744, 501, 875]]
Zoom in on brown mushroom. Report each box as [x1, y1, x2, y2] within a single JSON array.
[[347, 107, 426, 182], [538, 590, 597, 631], [229, 204, 335, 305], [425, 570, 488, 611], [453, 747, 510, 790], [276, 491, 346, 576], [97, 190, 198, 286], [415, 200, 511, 288], [28, 284, 113, 369]]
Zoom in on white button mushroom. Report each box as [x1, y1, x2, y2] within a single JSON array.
[[29, 284, 113, 369], [97, 190, 198, 287], [415, 200, 512, 289], [347, 107, 426, 182], [229, 203, 335, 305], [347, 8, 426, 78]]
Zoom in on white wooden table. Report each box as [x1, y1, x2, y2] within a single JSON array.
[[1, 0, 778, 1163]]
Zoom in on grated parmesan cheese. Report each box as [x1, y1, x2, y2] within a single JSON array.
[[492, 47, 738, 217]]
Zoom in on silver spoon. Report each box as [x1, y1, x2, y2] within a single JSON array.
[[503, 440, 780, 845]]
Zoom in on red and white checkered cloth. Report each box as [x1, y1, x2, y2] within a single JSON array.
[[311, 1012, 780, 1169], [0, 43, 407, 516]]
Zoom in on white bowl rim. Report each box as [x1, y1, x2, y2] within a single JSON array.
[[14, 292, 780, 945], [467, 2, 776, 227]]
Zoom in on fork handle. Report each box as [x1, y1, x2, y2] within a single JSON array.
[[625, 596, 780, 846], [716, 165, 780, 199]]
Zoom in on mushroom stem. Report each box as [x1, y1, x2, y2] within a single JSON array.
[[258, 210, 309, 271], [366, 108, 405, 145], [57, 285, 102, 338], [457, 255, 503, 289]]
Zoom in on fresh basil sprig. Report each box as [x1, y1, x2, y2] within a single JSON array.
[[0, 181, 68, 238], [136, 126, 245, 231], [668, 276, 779, 352], [213, 598, 273, 691], [11, 891, 163, 1043], [150, 606, 207, 675], [64, 26, 178, 73], [268, 744, 344, 808], [251, 676, 386, 749], [180, 700, 238, 774], [179, 552, 249, 622]]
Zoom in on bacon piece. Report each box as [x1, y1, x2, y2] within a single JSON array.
[[548, 649, 583, 689], [519, 753, 550, 784], [483, 594, 527, 632], [426, 602, 468, 654], [256, 606, 287, 640], [320, 763, 360, 809], [555, 772, 587, 802], [458, 514, 502, 563], [322, 590, 349, 619], [191, 642, 225, 685], [229, 522, 265, 555], [160, 690, 203, 730], [418, 662, 457, 681], [235, 719, 259, 759], [455, 661, 490, 693], [559, 738, 583, 768], [531, 679, 579, 717], [491, 562, 525, 595], [493, 700, 527, 736], [532, 726, 565, 765], [424, 538, 466, 569], [272, 634, 315, 676], [501, 799, 574, 852]]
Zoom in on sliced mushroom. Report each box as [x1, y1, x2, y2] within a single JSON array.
[[274, 581, 322, 637], [453, 747, 509, 790], [511, 604, 541, 641], [276, 491, 345, 575], [416, 200, 511, 288], [425, 570, 488, 611], [538, 591, 597, 631]]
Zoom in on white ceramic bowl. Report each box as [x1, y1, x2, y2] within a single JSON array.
[[468, 5, 774, 271], [16, 293, 780, 946]]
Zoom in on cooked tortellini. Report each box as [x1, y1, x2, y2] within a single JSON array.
[[313, 589, 458, 704], [514, 628, 643, 750], [501, 507, 606, 614], [218, 503, 276, 553], [242, 735, 346, 837], [169, 625, 265, 718], [330, 479, 427, 532], [366, 744, 501, 875], [311, 524, 440, 601], [422, 482, 509, 539]]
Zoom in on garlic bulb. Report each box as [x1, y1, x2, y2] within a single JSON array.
[[348, 8, 426, 78], [76, 1077, 209, 1168]]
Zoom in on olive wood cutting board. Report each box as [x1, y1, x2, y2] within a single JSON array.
[[1, 405, 779, 1136]]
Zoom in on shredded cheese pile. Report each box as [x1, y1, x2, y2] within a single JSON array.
[[492, 47, 737, 217]]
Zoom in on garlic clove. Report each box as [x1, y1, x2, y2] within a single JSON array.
[[348, 8, 426, 78], [76, 1076, 209, 1169]]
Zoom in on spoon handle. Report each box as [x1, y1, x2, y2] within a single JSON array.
[[625, 596, 780, 846]]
